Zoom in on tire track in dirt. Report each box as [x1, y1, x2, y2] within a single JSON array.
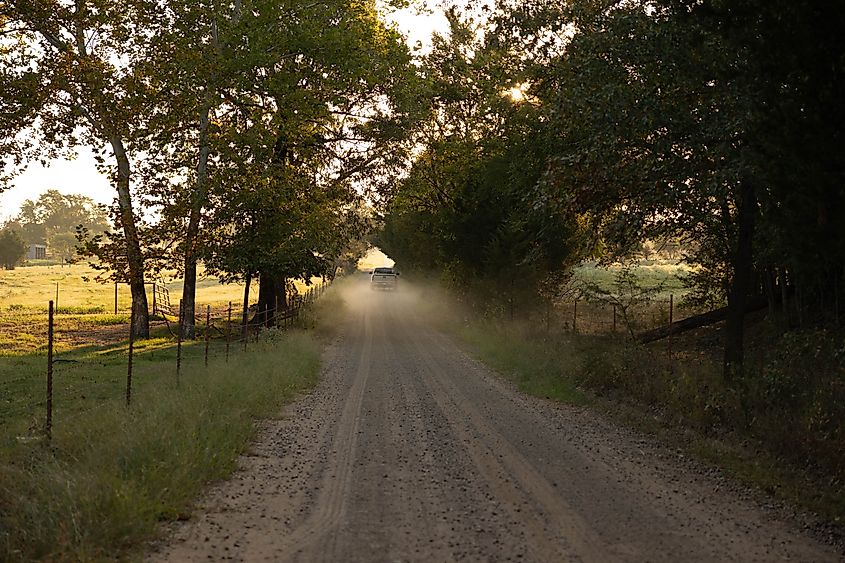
[[271, 309, 373, 562]]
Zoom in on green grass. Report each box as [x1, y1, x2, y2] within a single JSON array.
[[0, 323, 323, 561], [573, 259, 693, 300], [457, 322, 588, 405]]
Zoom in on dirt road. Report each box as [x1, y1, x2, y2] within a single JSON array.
[[151, 283, 840, 562]]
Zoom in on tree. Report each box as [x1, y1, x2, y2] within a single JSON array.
[[0, 229, 27, 270], [135, 0, 415, 336], [15, 190, 109, 259], [534, 0, 845, 377], [0, 1, 157, 337]]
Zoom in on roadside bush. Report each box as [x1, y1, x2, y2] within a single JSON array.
[[744, 329, 845, 478]]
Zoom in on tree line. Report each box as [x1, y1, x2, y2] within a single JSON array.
[[377, 0, 845, 378], [1, 190, 110, 262], [0, 0, 417, 338]]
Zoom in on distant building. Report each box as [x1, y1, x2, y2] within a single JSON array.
[[27, 244, 47, 260]]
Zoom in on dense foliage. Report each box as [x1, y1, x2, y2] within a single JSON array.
[[2, 0, 842, 373], [0, 0, 414, 336], [379, 0, 845, 375], [378, 10, 584, 313]]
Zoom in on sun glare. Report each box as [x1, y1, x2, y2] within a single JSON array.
[[503, 83, 533, 104], [507, 87, 525, 102]]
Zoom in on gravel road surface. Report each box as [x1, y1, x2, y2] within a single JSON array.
[[150, 283, 841, 562]]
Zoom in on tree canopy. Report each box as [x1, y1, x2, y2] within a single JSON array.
[[378, 0, 845, 375], [2, 0, 843, 376]]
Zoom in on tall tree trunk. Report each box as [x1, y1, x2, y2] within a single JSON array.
[[181, 102, 212, 339], [723, 181, 758, 380], [109, 136, 149, 338], [241, 271, 252, 340], [257, 272, 287, 326]]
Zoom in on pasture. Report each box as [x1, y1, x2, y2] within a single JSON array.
[[0, 264, 342, 560], [0, 263, 247, 313], [0, 263, 323, 354]]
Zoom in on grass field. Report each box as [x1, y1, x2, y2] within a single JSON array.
[[0, 263, 324, 311], [572, 259, 693, 300], [0, 264, 250, 313], [0, 261, 343, 559], [0, 330, 323, 561]]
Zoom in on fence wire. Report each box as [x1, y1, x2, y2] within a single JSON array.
[[0, 280, 332, 442]]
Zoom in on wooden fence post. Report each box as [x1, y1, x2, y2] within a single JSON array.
[[573, 299, 578, 332]]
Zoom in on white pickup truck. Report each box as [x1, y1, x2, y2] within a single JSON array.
[[370, 267, 399, 291]]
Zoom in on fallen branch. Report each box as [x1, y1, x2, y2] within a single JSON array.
[[638, 296, 769, 343]]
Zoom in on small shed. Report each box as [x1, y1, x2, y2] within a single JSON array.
[[27, 244, 47, 260]]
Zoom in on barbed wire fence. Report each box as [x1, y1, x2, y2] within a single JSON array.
[[0, 279, 332, 443], [546, 296, 679, 336]]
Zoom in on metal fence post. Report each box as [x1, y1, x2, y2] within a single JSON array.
[[226, 301, 232, 362], [242, 301, 249, 352], [668, 294, 674, 362], [177, 299, 183, 379], [204, 305, 210, 367], [46, 300, 54, 440], [611, 304, 616, 333], [126, 314, 135, 406], [573, 299, 578, 332]]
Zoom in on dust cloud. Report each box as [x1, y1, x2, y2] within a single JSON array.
[[332, 271, 462, 327]]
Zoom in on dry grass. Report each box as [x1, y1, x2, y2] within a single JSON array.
[[0, 264, 323, 355], [0, 264, 245, 313]]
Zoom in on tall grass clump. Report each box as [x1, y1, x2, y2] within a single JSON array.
[[0, 329, 320, 561]]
